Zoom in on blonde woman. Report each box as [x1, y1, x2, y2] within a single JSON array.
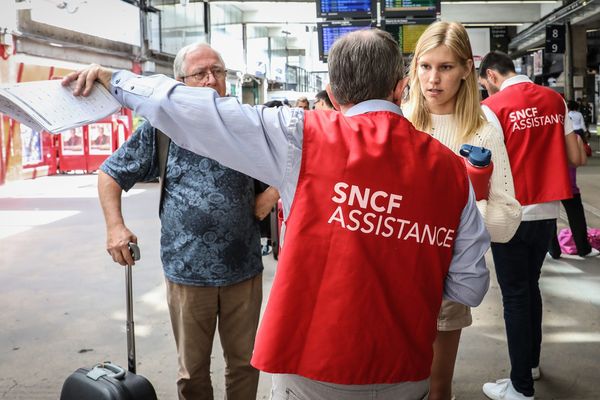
[[403, 21, 521, 400]]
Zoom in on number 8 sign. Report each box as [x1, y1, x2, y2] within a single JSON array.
[[545, 25, 565, 54]]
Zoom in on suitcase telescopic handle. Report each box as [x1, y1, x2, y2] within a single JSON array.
[[125, 243, 141, 374]]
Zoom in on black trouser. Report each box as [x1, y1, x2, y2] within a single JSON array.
[[491, 220, 555, 397], [548, 193, 591, 257]]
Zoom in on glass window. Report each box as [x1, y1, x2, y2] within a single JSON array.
[[210, 3, 244, 72], [149, 1, 206, 55]]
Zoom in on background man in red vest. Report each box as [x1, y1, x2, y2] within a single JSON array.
[[64, 29, 491, 400], [478, 51, 584, 400]]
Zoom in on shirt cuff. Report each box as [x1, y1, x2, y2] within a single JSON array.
[[110, 70, 140, 104]]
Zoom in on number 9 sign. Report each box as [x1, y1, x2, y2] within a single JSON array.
[[545, 25, 565, 54]]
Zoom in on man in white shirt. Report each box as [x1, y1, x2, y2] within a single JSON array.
[[478, 51, 584, 400]]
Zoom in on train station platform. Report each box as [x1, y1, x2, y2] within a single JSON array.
[[1, 156, 599, 399]]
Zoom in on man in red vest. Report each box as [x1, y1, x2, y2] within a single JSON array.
[[478, 51, 584, 400], [65, 29, 491, 400]]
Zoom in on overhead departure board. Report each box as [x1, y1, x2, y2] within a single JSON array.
[[318, 21, 373, 61], [317, 0, 374, 18], [402, 24, 429, 53], [384, 21, 430, 54], [382, 0, 439, 17], [384, 0, 437, 11]]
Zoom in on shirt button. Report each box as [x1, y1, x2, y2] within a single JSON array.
[[130, 86, 135, 90], [115, 79, 120, 84]]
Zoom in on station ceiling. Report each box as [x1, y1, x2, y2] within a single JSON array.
[[145, 0, 600, 55]]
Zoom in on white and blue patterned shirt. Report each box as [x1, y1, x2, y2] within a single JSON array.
[[101, 121, 263, 286]]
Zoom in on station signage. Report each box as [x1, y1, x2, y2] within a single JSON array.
[[545, 24, 565, 54]]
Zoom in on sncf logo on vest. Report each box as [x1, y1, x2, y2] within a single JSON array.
[[509, 107, 564, 131], [327, 182, 454, 248]]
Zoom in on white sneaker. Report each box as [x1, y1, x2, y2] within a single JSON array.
[[483, 379, 534, 400], [531, 366, 541, 381], [584, 248, 600, 257], [563, 248, 600, 260]]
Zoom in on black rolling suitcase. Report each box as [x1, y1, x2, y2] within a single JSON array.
[[60, 244, 158, 400]]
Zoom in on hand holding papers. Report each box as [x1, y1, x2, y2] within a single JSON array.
[[0, 79, 121, 133]]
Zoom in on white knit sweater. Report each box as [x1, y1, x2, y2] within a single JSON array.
[[411, 113, 522, 243]]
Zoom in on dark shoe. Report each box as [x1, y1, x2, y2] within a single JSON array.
[[580, 248, 600, 257], [261, 244, 272, 256]]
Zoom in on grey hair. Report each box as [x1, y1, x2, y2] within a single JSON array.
[[172, 42, 224, 80], [328, 29, 404, 105]]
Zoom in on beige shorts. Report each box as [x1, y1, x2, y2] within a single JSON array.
[[437, 299, 472, 331]]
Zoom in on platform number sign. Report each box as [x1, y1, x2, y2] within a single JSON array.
[[545, 25, 565, 54]]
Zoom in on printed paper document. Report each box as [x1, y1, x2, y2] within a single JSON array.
[[0, 80, 121, 133]]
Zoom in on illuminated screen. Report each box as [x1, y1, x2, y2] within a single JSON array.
[[320, 0, 371, 14], [402, 24, 429, 53], [382, 0, 438, 17], [384, 23, 429, 54], [384, 0, 437, 11], [317, 0, 373, 17], [318, 22, 372, 60]]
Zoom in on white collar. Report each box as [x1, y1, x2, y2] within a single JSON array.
[[500, 75, 532, 91], [344, 99, 403, 117]]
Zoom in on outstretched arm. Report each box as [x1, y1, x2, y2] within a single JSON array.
[[63, 67, 295, 189]]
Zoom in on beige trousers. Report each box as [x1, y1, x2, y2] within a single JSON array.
[[271, 374, 429, 400], [166, 274, 263, 400]]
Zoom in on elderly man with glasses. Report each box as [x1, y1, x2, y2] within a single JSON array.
[[96, 43, 276, 400]]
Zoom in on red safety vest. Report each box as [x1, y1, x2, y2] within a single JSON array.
[[482, 81, 572, 205], [251, 110, 470, 384]]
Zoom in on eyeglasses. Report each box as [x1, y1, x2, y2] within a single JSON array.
[[182, 67, 227, 83]]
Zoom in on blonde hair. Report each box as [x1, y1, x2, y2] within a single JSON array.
[[406, 21, 485, 141]]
